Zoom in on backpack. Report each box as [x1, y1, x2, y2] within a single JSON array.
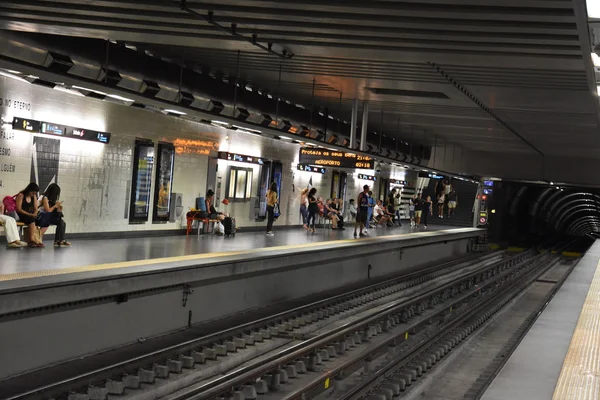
[[2, 195, 16, 214]]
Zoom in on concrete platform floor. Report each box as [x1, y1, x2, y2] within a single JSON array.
[[0, 224, 453, 275]]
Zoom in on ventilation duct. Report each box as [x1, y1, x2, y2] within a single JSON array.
[[327, 134, 339, 145], [279, 120, 292, 132], [235, 108, 250, 121], [177, 91, 195, 107], [208, 100, 224, 114], [141, 80, 161, 97], [101, 68, 122, 86], [45, 52, 74, 74], [258, 113, 273, 127]]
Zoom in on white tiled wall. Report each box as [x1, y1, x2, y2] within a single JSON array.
[[0, 75, 416, 235]]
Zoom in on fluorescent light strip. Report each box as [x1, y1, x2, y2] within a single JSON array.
[[211, 120, 230, 126], [232, 125, 261, 134], [72, 85, 107, 95], [164, 109, 187, 115], [0, 71, 30, 83], [279, 136, 293, 141], [588, 0, 600, 18], [107, 94, 135, 102]]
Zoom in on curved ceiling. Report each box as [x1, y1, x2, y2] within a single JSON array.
[[0, 0, 597, 160]]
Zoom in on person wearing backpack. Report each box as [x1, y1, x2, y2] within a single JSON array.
[[0, 201, 27, 248], [15, 182, 44, 248]]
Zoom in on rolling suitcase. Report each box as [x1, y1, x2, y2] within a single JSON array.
[[223, 216, 236, 237]]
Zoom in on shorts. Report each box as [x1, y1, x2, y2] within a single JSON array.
[[356, 210, 368, 224], [448, 201, 457, 208], [415, 210, 423, 218], [409, 210, 415, 218]]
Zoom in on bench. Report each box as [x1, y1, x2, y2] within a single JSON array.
[[186, 216, 218, 236], [0, 219, 25, 236]]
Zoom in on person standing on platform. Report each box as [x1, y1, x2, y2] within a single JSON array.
[[266, 182, 278, 236], [16, 182, 44, 248], [437, 192, 445, 219], [422, 195, 433, 229], [413, 192, 423, 228], [447, 186, 458, 218], [367, 191, 376, 230], [307, 188, 319, 234], [0, 202, 27, 248], [354, 185, 370, 238], [409, 194, 416, 227], [300, 188, 309, 230]]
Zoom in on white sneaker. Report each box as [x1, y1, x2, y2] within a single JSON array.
[[424, 226, 427, 229], [266, 232, 275, 236], [18, 241, 28, 247]]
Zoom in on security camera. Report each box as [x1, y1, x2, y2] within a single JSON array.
[[375, 161, 383, 173]]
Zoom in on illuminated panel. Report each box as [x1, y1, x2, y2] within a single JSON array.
[[218, 151, 264, 165], [13, 117, 111, 144], [357, 173, 377, 181], [297, 164, 326, 174], [298, 147, 374, 169]]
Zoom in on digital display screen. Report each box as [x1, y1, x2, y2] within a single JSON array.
[[297, 164, 326, 174], [12, 117, 41, 132], [13, 117, 111, 144], [483, 188, 493, 195], [389, 179, 409, 186], [299, 148, 374, 170], [483, 180, 494, 187], [218, 151, 264, 165], [41, 122, 66, 136], [419, 171, 444, 179], [358, 173, 377, 181]]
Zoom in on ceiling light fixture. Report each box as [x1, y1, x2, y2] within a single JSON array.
[[211, 120, 230, 126], [164, 109, 187, 115], [72, 85, 106, 95], [107, 94, 135, 102], [588, 0, 600, 18]]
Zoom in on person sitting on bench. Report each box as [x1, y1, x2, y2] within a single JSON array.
[[205, 190, 225, 221], [0, 202, 27, 248]]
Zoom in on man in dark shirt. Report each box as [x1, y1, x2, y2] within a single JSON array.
[[354, 185, 370, 238]]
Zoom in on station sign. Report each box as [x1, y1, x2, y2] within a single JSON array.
[[12, 117, 111, 144], [357, 173, 377, 182], [418, 171, 444, 179], [218, 151, 264, 165], [389, 179, 413, 186], [478, 211, 488, 226], [298, 147, 374, 170], [297, 164, 326, 174], [483, 180, 494, 187]]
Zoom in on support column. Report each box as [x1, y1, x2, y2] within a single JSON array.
[[349, 98, 358, 149], [360, 101, 369, 152]]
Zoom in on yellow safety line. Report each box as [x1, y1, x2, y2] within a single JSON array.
[[0, 230, 464, 282], [553, 259, 600, 399], [507, 247, 526, 253], [562, 251, 582, 258]]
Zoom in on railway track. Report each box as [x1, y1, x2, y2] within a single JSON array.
[[168, 248, 546, 400], [3, 251, 511, 400]]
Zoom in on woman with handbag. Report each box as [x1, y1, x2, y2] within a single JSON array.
[[266, 182, 278, 236], [38, 183, 70, 247]]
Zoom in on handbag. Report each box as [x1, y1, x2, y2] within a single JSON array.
[[273, 203, 280, 219]]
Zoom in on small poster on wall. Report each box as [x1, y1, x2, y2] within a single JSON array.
[[152, 142, 175, 223]]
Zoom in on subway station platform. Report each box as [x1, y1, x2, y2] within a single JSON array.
[[0, 224, 469, 286], [0, 226, 482, 379], [482, 240, 600, 400]]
